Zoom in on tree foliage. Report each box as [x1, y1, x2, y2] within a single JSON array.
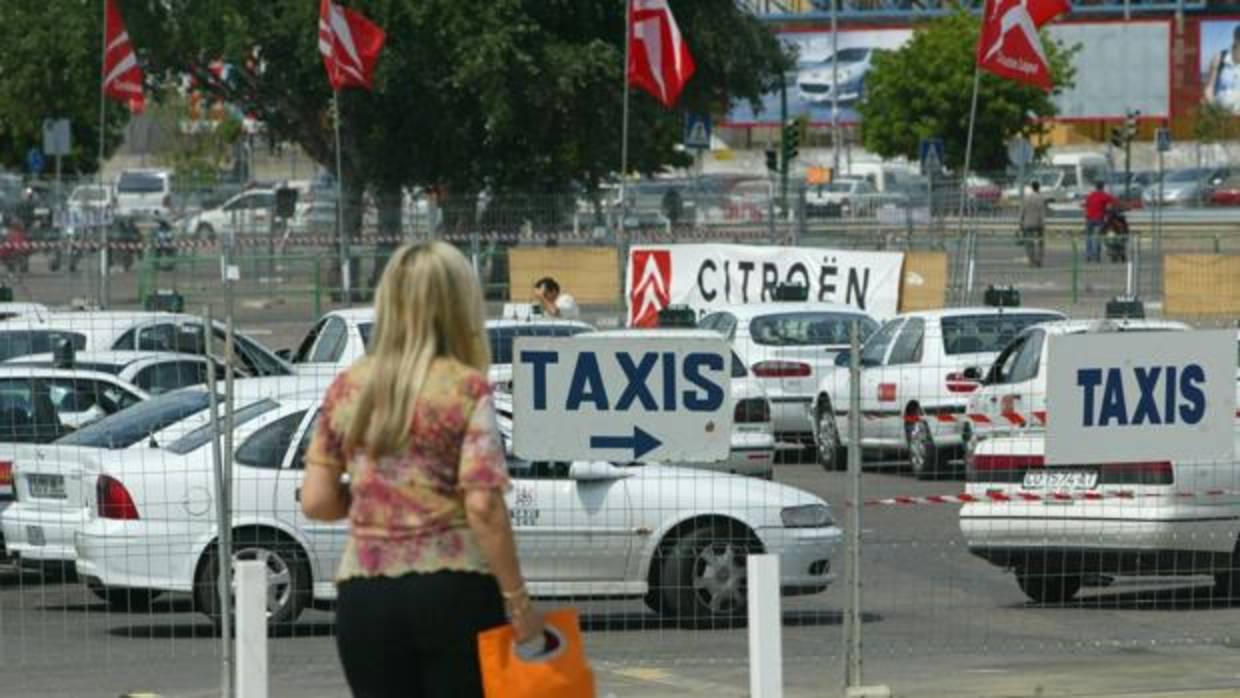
[[857, 12, 1076, 173], [1193, 101, 1240, 144], [0, 0, 129, 174]]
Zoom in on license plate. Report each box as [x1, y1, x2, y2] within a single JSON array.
[[1022, 470, 1097, 490], [26, 525, 45, 547], [28, 474, 65, 499]]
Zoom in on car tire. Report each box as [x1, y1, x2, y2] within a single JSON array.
[[905, 409, 939, 480], [88, 581, 161, 612], [1015, 567, 1082, 604], [657, 522, 758, 628], [815, 397, 846, 472], [195, 223, 215, 242], [195, 529, 310, 632]]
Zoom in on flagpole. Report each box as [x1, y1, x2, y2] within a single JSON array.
[[98, 0, 110, 309], [957, 67, 981, 240], [333, 89, 350, 299], [620, 0, 632, 213]]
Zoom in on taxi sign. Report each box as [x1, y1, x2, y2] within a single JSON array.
[[512, 334, 732, 462], [1045, 331, 1235, 465]]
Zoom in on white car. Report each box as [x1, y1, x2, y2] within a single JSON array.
[[960, 427, 1240, 604], [5, 350, 219, 399], [811, 307, 1066, 478], [181, 188, 276, 240], [65, 185, 114, 231], [70, 385, 840, 624], [0, 302, 48, 321], [0, 311, 292, 377], [114, 169, 173, 220], [961, 319, 1190, 446], [0, 375, 329, 580], [805, 178, 882, 218], [699, 303, 878, 442], [796, 47, 879, 104]]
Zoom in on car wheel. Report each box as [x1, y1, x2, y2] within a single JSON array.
[[657, 522, 757, 628], [88, 581, 161, 612], [1015, 567, 1082, 604], [195, 223, 215, 242], [905, 409, 939, 480], [815, 397, 846, 472], [195, 530, 309, 632]]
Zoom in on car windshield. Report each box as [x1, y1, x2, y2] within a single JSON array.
[[0, 330, 87, 362], [749, 312, 877, 347], [117, 172, 166, 193], [165, 398, 281, 455], [71, 188, 107, 203], [832, 48, 869, 62], [488, 325, 591, 365], [1166, 169, 1204, 183], [940, 313, 1063, 355], [55, 389, 214, 449]]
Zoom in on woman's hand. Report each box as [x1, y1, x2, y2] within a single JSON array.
[[510, 603, 545, 645]]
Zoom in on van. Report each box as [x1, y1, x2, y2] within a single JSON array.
[[843, 161, 921, 194], [1047, 153, 1110, 209], [114, 169, 173, 220]]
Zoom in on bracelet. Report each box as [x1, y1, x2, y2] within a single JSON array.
[[501, 583, 528, 600], [507, 596, 534, 618]]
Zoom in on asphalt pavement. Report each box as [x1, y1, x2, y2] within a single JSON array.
[[2, 464, 1238, 698]]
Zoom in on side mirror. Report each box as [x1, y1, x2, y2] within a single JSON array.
[[275, 348, 292, 360], [834, 350, 850, 367], [962, 366, 982, 381], [569, 461, 630, 482]]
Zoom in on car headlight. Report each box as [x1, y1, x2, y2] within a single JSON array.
[[781, 504, 833, 528]]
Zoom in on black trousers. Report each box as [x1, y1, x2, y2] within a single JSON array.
[[336, 571, 506, 698]]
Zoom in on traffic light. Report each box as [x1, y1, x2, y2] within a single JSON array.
[[781, 118, 803, 171], [1124, 109, 1140, 140], [1110, 128, 1124, 149], [765, 148, 778, 173]]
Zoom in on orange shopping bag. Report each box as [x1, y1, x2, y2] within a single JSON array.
[[478, 608, 595, 698]]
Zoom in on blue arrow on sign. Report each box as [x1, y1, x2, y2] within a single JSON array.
[[590, 427, 662, 459]]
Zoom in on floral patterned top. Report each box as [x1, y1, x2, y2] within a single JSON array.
[[305, 357, 509, 581]]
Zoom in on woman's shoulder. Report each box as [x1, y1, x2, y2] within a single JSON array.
[[428, 357, 492, 401]]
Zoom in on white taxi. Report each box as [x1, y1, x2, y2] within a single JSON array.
[[698, 302, 878, 442], [71, 385, 839, 625], [960, 429, 1240, 604], [961, 319, 1189, 446], [812, 307, 1065, 478]]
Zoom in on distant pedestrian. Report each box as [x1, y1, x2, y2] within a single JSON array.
[[533, 276, 580, 319], [301, 241, 543, 698], [1083, 180, 1117, 263], [1018, 180, 1047, 267]]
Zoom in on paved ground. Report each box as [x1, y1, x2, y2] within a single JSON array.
[[2, 464, 1238, 698]]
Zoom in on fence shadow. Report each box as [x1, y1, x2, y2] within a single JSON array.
[[1019, 581, 1240, 611], [109, 620, 338, 640], [579, 608, 881, 633]]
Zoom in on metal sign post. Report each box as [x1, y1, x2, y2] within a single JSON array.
[[1154, 127, 1171, 297]]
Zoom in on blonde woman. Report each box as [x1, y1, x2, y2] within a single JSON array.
[[301, 242, 543, 697]]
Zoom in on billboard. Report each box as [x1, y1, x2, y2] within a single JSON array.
[[1200, 19, 1240, 113], [724, 21, 1171, 126]]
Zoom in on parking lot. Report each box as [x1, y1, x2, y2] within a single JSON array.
[[3, 463, 1240, 698]]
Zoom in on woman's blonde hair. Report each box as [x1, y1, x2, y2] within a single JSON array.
[[344, 241, 489, 458]]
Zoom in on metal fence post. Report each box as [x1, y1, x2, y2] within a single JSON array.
[[1070, 238, 1080, 305], [843, 320, 863, 690], [204, 306, 233, 698]]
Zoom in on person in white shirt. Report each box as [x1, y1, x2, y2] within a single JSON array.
[[532, 277, 579, 319]]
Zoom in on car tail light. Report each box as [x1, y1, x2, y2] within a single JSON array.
[[966, 453, 1043, 483], [97, 475, 140, 520], [751, 361, 811, 378], [877, 383, 897, 402], [0, 460, 12, 487], [1099, 461, 1173, 486], [734, 398, 771, 424], [945, 372, 979, 394]]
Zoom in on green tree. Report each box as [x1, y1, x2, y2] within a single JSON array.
[[857, 11, 1076, 173], [1193, 101, 1239, 144], [0, 0, 129, 175]]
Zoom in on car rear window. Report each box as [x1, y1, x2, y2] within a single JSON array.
[[488, 325, 590, 365], [117, 172, 166, 193], [165, 399, 281, 455], [55, 390, 214, 449], [749, 312, 876, 347], [940, 313, 1063, 355], [0, 331, 87, 362]]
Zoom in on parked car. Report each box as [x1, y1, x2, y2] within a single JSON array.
[[179, 188, 276, 240], [699, 303, 878, 442], [1143, 167, 1229, 207], [960, 319, 1189, 448], [811, 307, 1066, 478], [805, 178, 882, 218], [65, 184, 114, 230], [1208, 172, 1240, 206], [114, 169, 173, 221], [69, 381, 839, 624], [960, 425, 1240, 604], [4, 350, 218, 399]]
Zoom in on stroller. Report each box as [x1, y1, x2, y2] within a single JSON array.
[[1102, 206, 1129, 263]]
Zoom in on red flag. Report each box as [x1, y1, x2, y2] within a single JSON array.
[[976, 0, 1069, 92], [628, 0, 695, 109], [103, 0, 145, 112], [318, 0, 387, 91]]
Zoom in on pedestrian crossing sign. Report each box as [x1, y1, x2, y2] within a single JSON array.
[[684, 113, 711, 150]]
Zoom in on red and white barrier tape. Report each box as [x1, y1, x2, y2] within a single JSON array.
[[856, 489, 1240, 507]]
